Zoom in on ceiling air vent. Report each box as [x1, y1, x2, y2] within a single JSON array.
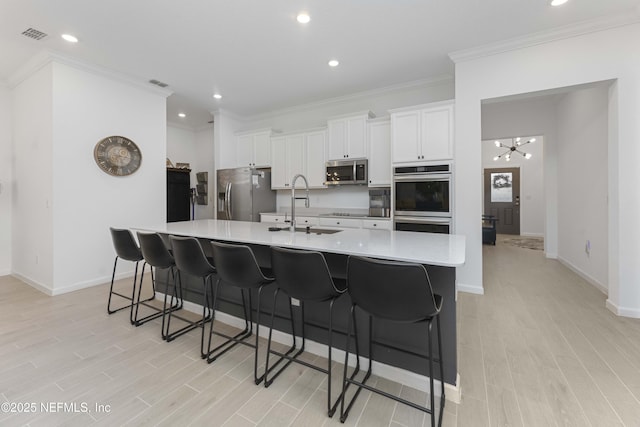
[[149, 79, 169, 88], [21, 28, 48, 41]]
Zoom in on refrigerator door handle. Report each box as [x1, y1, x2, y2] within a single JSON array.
[[226, 182, 232, 220]]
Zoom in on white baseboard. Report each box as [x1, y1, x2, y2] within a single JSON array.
[[520, 232, 544, 238], [0, 268, 11, 276], [12, 272, 54, 295], [12, 270, 136, 296], [606, 299, 640, 319], [456, 282, 484, 295], [157, 292, 462, 404], [556, 256, 608, 295], [545, 252, 558, 259]]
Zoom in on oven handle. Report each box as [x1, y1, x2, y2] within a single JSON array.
[[393, 174, 451, 182], [394, 216, 451, 224]]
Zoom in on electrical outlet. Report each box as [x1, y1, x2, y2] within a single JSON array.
[[585, 240, 591, 256]]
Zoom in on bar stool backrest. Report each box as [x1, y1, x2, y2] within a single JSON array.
[[137, 232, 174, 269], [169, 236, 216, 277], [271, 246, 343, 301], [211, 241, 269, 288], [110, 227, 143, 262], [347, 256, 439, 322]]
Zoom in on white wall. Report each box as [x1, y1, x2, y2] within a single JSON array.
[[556, 85, 609, 292], [482, 95, 559, 250], [12, 63, 54, 289], [453, 22, 640, 317], [0, 84, 11, 275], [481, 136, 544, 237], [11, 58, 168, 294], [194, 125, 215, 219], [50, 62, 168, 294], [276, 186, 370, 211], [167, 125, 197, 171]]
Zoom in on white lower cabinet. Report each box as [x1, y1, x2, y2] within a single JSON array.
[[261, 214, 391, 230], [318, 217, 363, 229], [362, 219, 392, 230]]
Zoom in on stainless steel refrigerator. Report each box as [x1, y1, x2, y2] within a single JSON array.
[[217, 167, 276, 222]]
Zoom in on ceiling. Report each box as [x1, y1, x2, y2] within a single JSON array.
[[1, 0, 639, 129]]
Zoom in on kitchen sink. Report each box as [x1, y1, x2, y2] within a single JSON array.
[[295, 227, 342, 235], [269, 226, 341, 235]]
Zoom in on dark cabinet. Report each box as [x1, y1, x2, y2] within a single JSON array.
[[167, 168, 191, 222]]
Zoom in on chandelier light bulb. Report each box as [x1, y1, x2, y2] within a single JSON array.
[[530, 138, 536, 143], [494, 140, 501, 147], [493, 156, 499, 161], [525, 153, 532, 159]]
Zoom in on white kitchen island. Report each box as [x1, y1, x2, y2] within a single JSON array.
[[133, 219, 465, 397]]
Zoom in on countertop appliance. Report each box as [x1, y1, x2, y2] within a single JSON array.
[[325, 159, 368, 186], [217, 167, 276, 222], [369, 188, 390, 217], [393, 163, 452, 234]]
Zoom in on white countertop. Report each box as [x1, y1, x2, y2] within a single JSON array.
[[134, 219, 465, 267]]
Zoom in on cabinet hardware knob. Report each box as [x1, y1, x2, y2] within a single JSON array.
[[337, 222, 340, 225]]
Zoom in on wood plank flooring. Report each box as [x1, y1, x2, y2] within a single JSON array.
[[1, 236, 639, 426]]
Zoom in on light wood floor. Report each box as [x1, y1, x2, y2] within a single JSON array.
[[1, 238, 639, 426]]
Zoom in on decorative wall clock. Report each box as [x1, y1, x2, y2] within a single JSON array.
[[94, 136, 142, 176]]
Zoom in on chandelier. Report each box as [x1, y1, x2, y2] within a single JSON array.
[[492, 137, 535, 162]]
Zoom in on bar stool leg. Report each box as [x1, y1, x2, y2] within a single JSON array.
[[428, 319, 435, 427]]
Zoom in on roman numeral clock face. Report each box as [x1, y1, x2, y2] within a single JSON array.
[[94, 136, 142, 176]]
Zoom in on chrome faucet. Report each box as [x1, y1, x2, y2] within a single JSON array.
[[290, 174, 310, 231]]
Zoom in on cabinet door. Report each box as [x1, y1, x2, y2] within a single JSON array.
[[362, 219, 392, 230], [253, 132, 271, 167], [305, 131, 327, 188], [422, 105, 453, 160], [237, 135, 254, 166], [347, 115, 367, 158], [270, 137, 287, 189], [318, 217, 362, 228], [391, 110, 421, 163], [368, 121, 391, 186], [261, 214, 285, 223], [327, 119, 346, 160], [286, 134, 306, 182]]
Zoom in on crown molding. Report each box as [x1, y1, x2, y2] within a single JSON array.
[[167, 121, 196, 132], [7, 49, 173, 98], [194, 123, 214, 133], [211, 108, 247, 123], [449, 11, 640, 63], [242, 75, 454, 123]]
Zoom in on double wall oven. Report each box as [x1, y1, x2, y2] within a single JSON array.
[[393, 163, 452, 234]]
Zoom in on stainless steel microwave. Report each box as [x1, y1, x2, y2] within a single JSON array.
[[325, 159, 368, 186]]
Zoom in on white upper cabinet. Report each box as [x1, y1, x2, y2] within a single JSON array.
[[236, 130, 272, 167], [391, 101, 454, 163], [367, 119, 391, 187], [270, 129, 327, 190], [327, 112, 374, 160], [305, 130, 327, 188]]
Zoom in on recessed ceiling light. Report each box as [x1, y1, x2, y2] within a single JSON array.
[[328, 59, 339, 67], [61, 34, 78, 43], [296, 13, 310, 24], [213, 93, 222, 100], [550, 0, 568, 6], [178, 113, 186, 118]]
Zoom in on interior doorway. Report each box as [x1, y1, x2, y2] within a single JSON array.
[[484, 167, 520, 235]]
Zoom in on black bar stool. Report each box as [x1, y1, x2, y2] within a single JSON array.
[[341, 256, 445, 426], [206, 241, 274, 384], [265, 246, 359, 418], [107, 227, 154, 316], [167, 236, 215, 354], [134, 232, 183, 329]]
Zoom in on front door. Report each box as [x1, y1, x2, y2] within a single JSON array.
[[484, 167, 520, 235]]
